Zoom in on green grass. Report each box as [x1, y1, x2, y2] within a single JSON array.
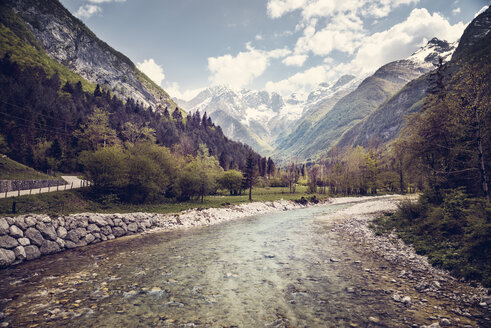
[[0, 156, 56, 180], [0, 185, 329, 216]]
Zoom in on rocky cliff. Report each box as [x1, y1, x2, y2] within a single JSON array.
[[6, 0, 178, 112]]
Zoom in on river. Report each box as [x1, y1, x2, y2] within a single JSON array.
[[0, 200, 488, 327]]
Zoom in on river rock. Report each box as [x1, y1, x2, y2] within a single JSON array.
[[368, 316, 380, 323], [14, 246, 26, 261], [402, 296, 412, 305], [13, 217, 28, 230], [36, 222, 58, 241], [40, 240, 61, 255], [24, 245, 41, 260], [113, 218, 123, 226], [0, 218, 9, 235], [127, 223, 138, 233], [85, 234, 95, 244], [56, 237, 65, 248], [0, 235, 19, 249], [89, 216, 107, 227], [64, 240, 77, 249], [392, 294, 402, 302], [105, 217, 115, 226], [107, 234, 115, 240], [24, 216, 37, 227], [57, 226, 67, 239], [0, 248, 15, 267], [18, 237, 30, 246], [112, 227, 126, 237], [66, 228, 87, 243], [439, 319, 451, 326], [25, 227, 45, 247], [9, 225, 23, 238], [101, 226, 112, 235], [87, 224, 100, 233]]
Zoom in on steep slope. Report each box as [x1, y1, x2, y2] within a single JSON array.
[[5, 0, 178, 112], [336, 11, 490, 151], [273, 38, 457, 162]]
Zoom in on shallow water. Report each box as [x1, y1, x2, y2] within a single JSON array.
[[0, 202, 486, 327]]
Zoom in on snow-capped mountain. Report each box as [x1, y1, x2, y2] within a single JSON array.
[[407, 38, 458, 68], [178, 87, 304, 153]]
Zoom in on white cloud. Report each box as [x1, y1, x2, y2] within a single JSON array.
[[267, 0, 308, 19], [295, 13, 365, 56], [474, 6, 489, 18], [164, 82, 203, 102], [137, 58, 166, 86], [255, 34, 263, 40], [265, 65, 334, 98], [282, 54, 308, 66], [350, 8, 466, 74], [87, 0, 126, 3], [75, 5, 102, 18], [452, 8, 461, 15], [267, 0, 420, 20], [208, 44, 291, 89]]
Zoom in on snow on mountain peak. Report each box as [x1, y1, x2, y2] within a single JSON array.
[[408, 37, 458, 67]]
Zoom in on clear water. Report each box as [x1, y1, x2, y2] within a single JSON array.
[[0, 203, 487, 327]]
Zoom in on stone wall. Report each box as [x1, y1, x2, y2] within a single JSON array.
[[0, 213, 170, 268], [0, 180, 66, 193]]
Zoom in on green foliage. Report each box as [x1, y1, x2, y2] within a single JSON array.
[[218, 170, 243, 195], [371, 193, 491, 287], [82, 147, 128, 194]]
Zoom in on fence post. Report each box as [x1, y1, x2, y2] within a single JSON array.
[[71, 182, 73, 189], [30, 188, 32, 195], [17, 185, 20, 197], [12, 201, 16, 214], [48, 186, 50, 192], [57, 184, 59, 191]]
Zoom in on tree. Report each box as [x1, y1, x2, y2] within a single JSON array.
[[286, 162, 299, 193], [218, 170, 243, 195], [307, 164, 321, 193], [74, 108, 118, 151], [121, 122, 156, 145], [83, 146, 128, 194], [242, 154, 258, 201]]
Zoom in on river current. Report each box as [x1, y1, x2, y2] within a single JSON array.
[[0, 202, 487, 327]]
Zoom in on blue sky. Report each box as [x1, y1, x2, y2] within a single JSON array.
[[59, 0, 489, 100]]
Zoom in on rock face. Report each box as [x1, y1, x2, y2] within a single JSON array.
[[6, 0, 178, 112], [0, 200, 306, 269]]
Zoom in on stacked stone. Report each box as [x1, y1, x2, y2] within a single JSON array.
[[0, 213, 165, 268]]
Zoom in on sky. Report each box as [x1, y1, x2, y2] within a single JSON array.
[[59, 0, 489, 101]]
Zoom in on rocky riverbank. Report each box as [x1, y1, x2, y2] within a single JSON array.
[[320, 197, 490, 328], [0, 199, 307, 268]]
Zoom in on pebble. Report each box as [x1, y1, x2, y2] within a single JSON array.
[[368, 316, 380, 323], [439, 318, 451, 326], [330, 258, 340, 262]]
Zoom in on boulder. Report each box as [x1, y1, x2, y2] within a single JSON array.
[[36, 222, 58, 241], [13, 217, 28, 230], [25, 227, 45, 247], [64, 240, 77, 249], [24, 245, 41, 260], [85, 234, 95, 244], [0, 218, 9, 235], [87, 224, 100, 233], [105, 217, 115, 226], [9, 225, 23, 238], [24, 216, 37, 227], [127, 223, 138, 233], [0, 235, 19, 249], [89, 216, 107, 227], [112, 227, 126, 237], [18, 237, 30, 246], [0, 248, 15, 267], [57, 226, 67, 239], [56, 237, 65, 249], [101, 226, 112, 236], [14, 246, 26, 261], [40, 240, 61, 255], [66, 227, 87, 243]]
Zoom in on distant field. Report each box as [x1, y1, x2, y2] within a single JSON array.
[[0, 156, 56, 180], [0, 185, 329, 216]]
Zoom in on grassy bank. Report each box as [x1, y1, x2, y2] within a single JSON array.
[[0, 157, 57, 180], [0, 185, 328, 216], [370, 189, 490, 287]]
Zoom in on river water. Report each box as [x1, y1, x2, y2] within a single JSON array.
[[0, 202, 487, 327]]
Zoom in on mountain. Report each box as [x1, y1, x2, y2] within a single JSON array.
[[178, 86, 303, 153], [273, 38, 458, 162], [335, 38, 458, 150], [4, 0, 178, 112]]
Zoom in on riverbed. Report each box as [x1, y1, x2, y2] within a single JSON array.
[[0, 197, 488, 327]]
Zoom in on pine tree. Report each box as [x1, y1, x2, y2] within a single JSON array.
[[242, 154, 257, 201]]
